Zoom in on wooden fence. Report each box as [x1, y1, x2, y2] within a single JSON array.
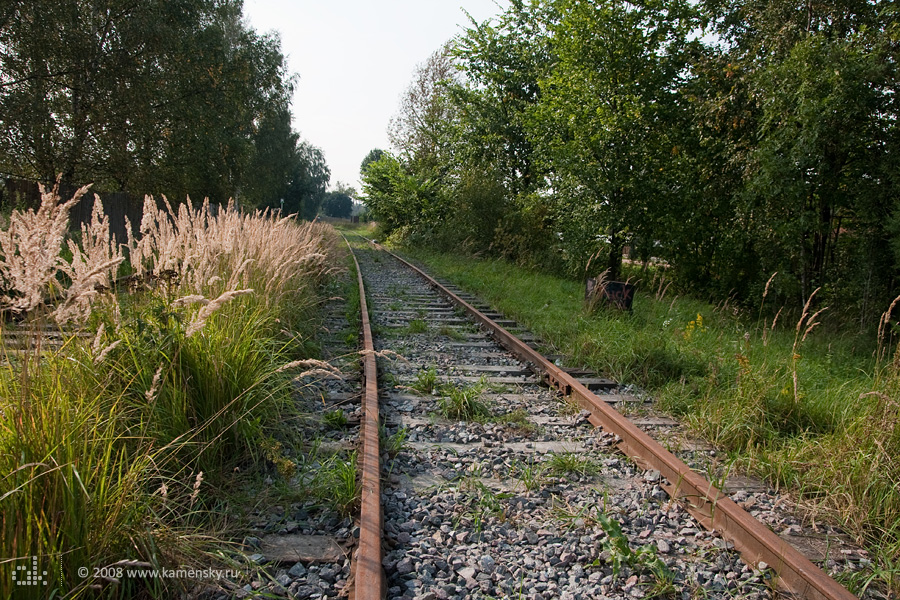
[[1, 177, 145, 244]]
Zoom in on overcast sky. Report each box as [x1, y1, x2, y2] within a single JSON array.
[[241, 0, 510, 193]]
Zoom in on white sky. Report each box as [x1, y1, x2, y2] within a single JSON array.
[[241, 0, 510, 193]]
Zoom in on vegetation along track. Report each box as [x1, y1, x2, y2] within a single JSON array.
[[343, 234, 860, 600]]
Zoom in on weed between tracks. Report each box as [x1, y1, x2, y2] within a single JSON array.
[[438, 379, 492, 421], [0, 184, 340, 597], [380, 425, 410, 457], [402, 245, 900, 594], [408, 371, 535, 430], [323, 408, 350, 430], [406, 318, 428, 334], [411, 365, 439, 394], [509, 452, 601, 494], [438, 323, 467, 340]]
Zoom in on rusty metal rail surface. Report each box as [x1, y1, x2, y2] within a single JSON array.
[[344, 235, 384, 600], [373, 242, 856, 600]]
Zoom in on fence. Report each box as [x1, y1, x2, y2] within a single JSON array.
[[1, 177, 145, 245]]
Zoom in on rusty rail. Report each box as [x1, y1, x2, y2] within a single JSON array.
[[377, 243, 856, 600], [344, 236, 384, 600]]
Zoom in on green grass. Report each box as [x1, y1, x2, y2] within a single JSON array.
[[546, 452, 600, 478], [596, 510, 673, 588], [492, 408, 537, 433], [323, 409, 349, 430], [453, 474, 510, 532], [512, 457, 547, 492], [0, 300, 305, 597], [410, 365, 438, 394], [343, 249, 362, 346], [380, 425, 409, 456], [437, 378, 492, 421], [400, 244, 900, 592], [438, 324, 467, 340], [0, 342, 162, 598], [406, 318, 428, 334], [314, 451, 359, 517], [0, 201, 336, 597]]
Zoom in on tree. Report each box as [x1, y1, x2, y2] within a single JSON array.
[[0, 0, 298, 204], [530, 0, 696, 279], [366, 0, 900, 322], [322, 191, 353, 219], [242, 106, 299, 208], [429, 0, 563, 265], [143, 1, 297, 202], [360, 153, 438, 235], [322, 181, 356, 219], [0, 0, 189, 188], [360, 149, 386, 176], [450, 0, 559, 197], [388, 42, 459, 178], [694, 0, 900, 314], [746, 35, 895, 304], [285, 141, 330, 220]]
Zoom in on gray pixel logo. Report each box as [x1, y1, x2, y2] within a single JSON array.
[[12, 556, 48, 586]]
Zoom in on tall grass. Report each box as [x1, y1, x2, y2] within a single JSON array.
[[0, 182, 334, 597], [402, 245, 900, 593]]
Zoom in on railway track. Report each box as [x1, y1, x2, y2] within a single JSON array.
[[343, 235, 861, 600]]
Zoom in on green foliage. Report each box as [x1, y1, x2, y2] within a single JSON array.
[[314, 451, 359, 517], [288, 141, 331, 220], [112, 294, 293, 474], [360, 152, 440, 236], [371, 0, 900, 321], [388, 42, 458, 176], [492, 408, 537, 433], [242, 107, 300, 209], [450, 0, 558, 198], [322, 190, 354, 219], [323, 409, 349, 430], [380, 426, 409, 457], [437, 378, 491, 421], [438, 324, 467, 341], [0, 194, 332, 596], [407, 318, 429, 334], [360, 148, 386, 176], [546, 452, 600, 478], [0, 343, 162, 598], [454, 472, 510, 532], [411, 365, 439, 394], [0, 0, 320, 205], [597, 511, 672, 584], [743, 31, 896, 307], [513, 457, 547, 492], [530, 0, 697, 279]]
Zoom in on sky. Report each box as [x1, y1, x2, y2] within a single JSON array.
[[241, 0, 510, 193]]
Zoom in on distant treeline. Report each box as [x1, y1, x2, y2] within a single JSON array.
[[0, 0, 330, 218], [362, 0, 899, 325]]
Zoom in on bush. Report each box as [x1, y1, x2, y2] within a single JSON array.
[[0, 183, 333, 596]]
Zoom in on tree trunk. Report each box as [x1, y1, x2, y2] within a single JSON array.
[[607, 229, 623, 281]]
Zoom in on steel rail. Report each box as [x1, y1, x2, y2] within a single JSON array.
[[376, 242, 855, 600], [344, 236, 384, 600]]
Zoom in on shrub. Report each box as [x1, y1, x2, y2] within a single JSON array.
[[0, 183, 332, 596]]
